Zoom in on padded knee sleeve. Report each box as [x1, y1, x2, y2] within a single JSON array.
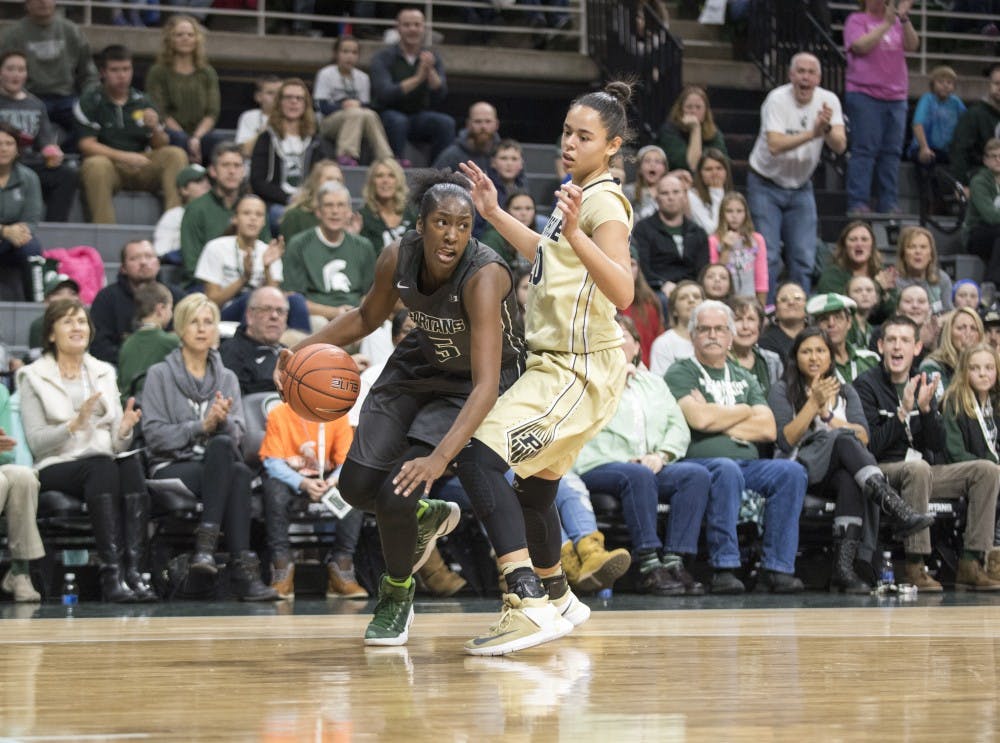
[[338, 459, 386, 512], [515, 476, 562, 569], [453, 439, 527, 557], [374, 444, 430, 578]]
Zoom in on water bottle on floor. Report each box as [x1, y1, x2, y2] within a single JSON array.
[[878, 551, 895, 593], [61, 572, 78, 611]]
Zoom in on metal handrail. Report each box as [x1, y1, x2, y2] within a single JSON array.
[[748, 0, 847, 96], [585, 0, 682, 145], [0, 0, 586, 52]]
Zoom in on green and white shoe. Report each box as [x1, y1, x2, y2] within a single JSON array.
[[364, 575, 415, 646], [412, 499, 461, 573]]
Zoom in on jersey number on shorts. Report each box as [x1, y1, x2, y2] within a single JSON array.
[[427, 334, 461, 362]]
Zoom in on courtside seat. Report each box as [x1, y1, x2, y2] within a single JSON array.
[[146, 479, 202, 520], [36, 490, 89, 529]]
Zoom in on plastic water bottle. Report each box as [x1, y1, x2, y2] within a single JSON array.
[[878, 551, 895, 592], [61, 572, 79, 607]]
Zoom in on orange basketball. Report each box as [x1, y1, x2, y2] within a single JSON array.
[[282, 344, 361, 422]]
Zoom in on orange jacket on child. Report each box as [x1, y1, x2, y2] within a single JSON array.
[[258, 402, 353, 474]]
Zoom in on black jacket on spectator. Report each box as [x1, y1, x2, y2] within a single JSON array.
[[219, 325, 282, 395], [89, 274, 183, 365], [250, 128, 326, 207], [633, 213, 709, 292], [854, 363, 945, 464]]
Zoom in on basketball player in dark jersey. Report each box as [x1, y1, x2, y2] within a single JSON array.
[[277, 171, 554, 647]]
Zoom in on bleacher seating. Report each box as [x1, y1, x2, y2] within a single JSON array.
[[1, 7, 995, 601]]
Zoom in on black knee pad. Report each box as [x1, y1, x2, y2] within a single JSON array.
[[453, 439, 527, 557], [338, 459, 385, 511], [452, 438, 510, 519], [515, 477, 562, 567]]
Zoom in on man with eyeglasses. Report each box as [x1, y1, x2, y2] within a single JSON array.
[[666, 300, 808, 594], [282, 181, 377, 326], [220, 285, 289, 395]]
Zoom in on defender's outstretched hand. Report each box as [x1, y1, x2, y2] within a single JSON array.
[[458, 161, 499, 219]]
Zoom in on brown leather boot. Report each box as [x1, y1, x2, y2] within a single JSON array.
[[955, 558, 1000, 591], [986, 548, 1000, 581], [902, 560, 943, 592], [560, 540, 582, 588], [270, 562, 295, 600], [574, 531, 632, 593], [416, 546, 467, 597], [326, 558, 369, 599]]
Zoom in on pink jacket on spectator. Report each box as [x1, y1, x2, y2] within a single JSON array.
[[708, 233, 769, 296], [43, 246, 105, 305], [844, 12, 908, 101]]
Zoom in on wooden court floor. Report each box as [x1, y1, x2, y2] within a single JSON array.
[[1, 603, 999, 742]]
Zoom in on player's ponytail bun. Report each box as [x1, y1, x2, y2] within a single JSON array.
[[570, 79, 636, 144]]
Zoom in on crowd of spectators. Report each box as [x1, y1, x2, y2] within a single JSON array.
[[5, 3, 1000, 604]]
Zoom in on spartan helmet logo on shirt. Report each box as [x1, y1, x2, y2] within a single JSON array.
[[322, 259, 352, 293]]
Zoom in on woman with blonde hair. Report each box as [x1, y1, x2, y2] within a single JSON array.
[[251, 78, 325, 228], [657, 86, 728, 173], [894, 225, 953, 314], [941, 342, 1000, 586], [17, 299, 153, 602], [649, 280, 704, 376], [141, 293, 277, 601], [279, 159, 344, 242], [145, 15, 220, 164], [920, 305, 984, 394], [358, 156, 416, 253]]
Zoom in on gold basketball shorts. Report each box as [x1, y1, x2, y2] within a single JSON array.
[[474, 347, 627, 478]]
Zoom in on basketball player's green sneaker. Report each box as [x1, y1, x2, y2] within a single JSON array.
[[464, 593, 574, 656], [364, 575, 415, 646], [412, 499, 461, 573]]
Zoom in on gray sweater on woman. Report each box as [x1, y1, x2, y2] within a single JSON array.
[[140, 348, 245, 468]]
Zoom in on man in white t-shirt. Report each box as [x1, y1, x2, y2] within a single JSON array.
[[194, 207, 286, 327], [747, 52, 847, 303], [235, 75, 280, 158]]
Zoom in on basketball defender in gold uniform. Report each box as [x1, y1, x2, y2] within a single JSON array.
[[422, 82, 635, 655]]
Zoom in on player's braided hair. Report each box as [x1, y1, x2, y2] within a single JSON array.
[[409, 169, 475, 221]]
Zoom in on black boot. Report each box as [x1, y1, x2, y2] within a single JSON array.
[[830, 524, 872, 594], [191, 523, 221, 574], [864, 474, 935, 539], [86, 492, 137, 603], [122, 492, 158, 602], [233, 551, 279, 601]]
